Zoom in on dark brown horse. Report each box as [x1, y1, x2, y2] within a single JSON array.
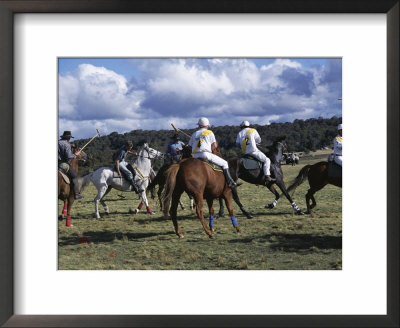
[[162, 156, 250, 238], [58, 144, 87, 227], [228, 136, 304, 215], [148, 145, 231, 218], [286, 161, 342, 214]]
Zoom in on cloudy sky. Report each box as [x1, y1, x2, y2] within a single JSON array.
[[58, 58, 342, 139]]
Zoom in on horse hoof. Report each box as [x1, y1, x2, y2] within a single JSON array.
[[147, 211, 156, 215], [178, 234, 184, 239], [104, 212, 109, 216], [58, 215, 64, 221], [209, 234, 215, 239], [246, 214, 254, 219], [296, 211, 305, 215], [235, 227, 241, 233]]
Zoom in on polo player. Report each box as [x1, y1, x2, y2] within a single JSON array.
[[333, 123, 342, 166], [166, 133, 185, 163], [58, 131, 83, 199], [236, 121, 275, 185], [113, 141, 143, 193], [188, 117, 237, 189]]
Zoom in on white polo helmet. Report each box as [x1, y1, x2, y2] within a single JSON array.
[[338, 123, 343, 130], [240, 120, 250, 127], [198, 117, 210, 127]]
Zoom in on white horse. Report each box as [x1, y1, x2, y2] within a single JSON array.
[[79, 143, 163, 219]]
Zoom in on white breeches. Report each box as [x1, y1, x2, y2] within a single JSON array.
[[249, 151, 271, 175], [334, 155, 342, 166], [193, 152, 229, 169]]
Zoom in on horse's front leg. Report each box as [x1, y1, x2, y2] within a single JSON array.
[[100, 186, 112, 215], [276, 180, 304, 215], [66, 194, 75, 227], [141, 189, 155, 215], [231, 187, 253, 219], [60, 201, 67, 219], [94, 185, 108, 219]]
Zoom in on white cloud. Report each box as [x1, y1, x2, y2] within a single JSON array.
[[59, 58, 341, 139]]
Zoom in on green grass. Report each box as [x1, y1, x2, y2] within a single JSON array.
[[58, 152, 342, 270]]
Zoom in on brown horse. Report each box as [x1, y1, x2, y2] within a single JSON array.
[[58, 144, 87, 227], [162, 156, 247, 238], [286, 161, 342, 214], [148, 146, 231, 217]]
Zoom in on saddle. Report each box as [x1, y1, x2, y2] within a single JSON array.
[[240, 154, 263, 170], [112, 164, 140, 180], [58, 163, 71, 184], [58, 170, 70, 184], [327, 159, 342, 179], [199, 159, 223, 172]]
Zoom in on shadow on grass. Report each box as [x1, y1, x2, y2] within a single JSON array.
[[58, 230, 175, 246], [228, 232, 342, 251]]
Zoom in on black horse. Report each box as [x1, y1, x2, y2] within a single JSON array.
[[228, 136, 304, 215]]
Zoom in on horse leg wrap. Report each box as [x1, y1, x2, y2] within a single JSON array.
[[138, 202, 144, 210], [66, 216, 71, 227], [62, 204, 67, 216], [146, 206, 153, 214], [231, 216, 238, 227], [272, 199, 278, 207], [209, 215, 214, 228], [291, 202, 300, 212]]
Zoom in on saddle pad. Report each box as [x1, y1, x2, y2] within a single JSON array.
[[328, 161, 342, 179], [241, 156, 262, 170], [58, 170, 70, 184], [112, 171, 125, 179], [199, 159, 223, 172]]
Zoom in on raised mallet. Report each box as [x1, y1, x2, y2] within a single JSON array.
[[79, 129, 101, 151], [171, 123, 191, 139]]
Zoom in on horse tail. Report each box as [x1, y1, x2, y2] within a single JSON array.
[[162, 163, 180, 219], [75, 172, 93, 193], [286, 165, 312, 194]]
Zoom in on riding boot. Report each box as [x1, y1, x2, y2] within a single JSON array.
[[72, 178, 83, 199], [223, 168, 237, 189], [129, 179, 144, 194], [264, 175, 276, 185]]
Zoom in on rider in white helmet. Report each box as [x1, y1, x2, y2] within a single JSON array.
[[188, 117, 237, 189], [236, 120, 275, 184], [333, 123, 342, 166]]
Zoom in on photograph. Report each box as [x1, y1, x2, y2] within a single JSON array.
[[58, 57, 343, 270]]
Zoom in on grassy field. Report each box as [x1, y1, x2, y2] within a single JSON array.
[[58, 151, 342, 270]]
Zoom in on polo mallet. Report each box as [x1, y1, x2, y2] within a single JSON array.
[[171, 123, 191, 139], [79, 129, 101, 152]]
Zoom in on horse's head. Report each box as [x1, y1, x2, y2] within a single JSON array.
[[212, 145, 222, 157], [265, 136, 287, 163], [141, 143, 164, 160], [71, 143, 87, 162]]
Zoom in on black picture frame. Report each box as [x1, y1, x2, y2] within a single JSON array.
[[0, 1, 398, 327]]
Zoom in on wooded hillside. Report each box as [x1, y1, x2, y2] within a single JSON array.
[[75, 116, 341, 172]]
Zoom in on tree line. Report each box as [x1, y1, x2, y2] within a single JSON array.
[[76, 116, 341, 173]]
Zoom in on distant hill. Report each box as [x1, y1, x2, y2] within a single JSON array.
[[75, 116, 341, 173]]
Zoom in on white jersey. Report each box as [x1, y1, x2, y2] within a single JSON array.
[[189, 128, 216, 154], [236, 127, 262, 154], [333, 135, 342, 156]]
